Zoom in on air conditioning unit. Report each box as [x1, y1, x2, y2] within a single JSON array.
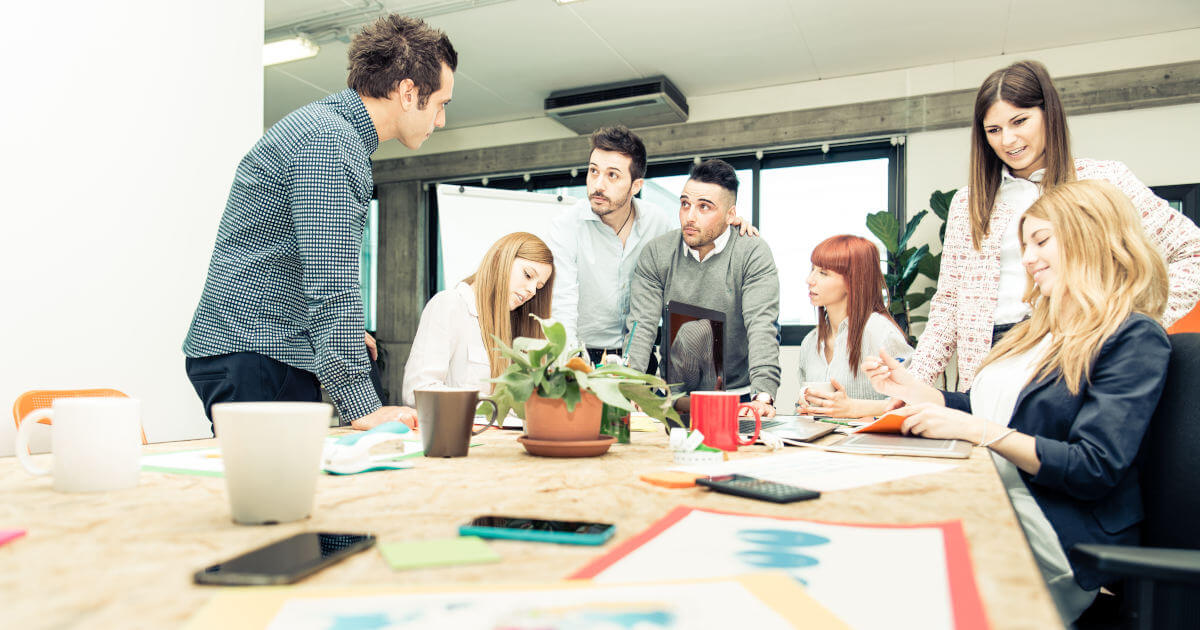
[[544, 76, 688, 135]]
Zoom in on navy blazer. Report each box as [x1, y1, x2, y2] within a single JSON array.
[[944, 313, 1170, 590]]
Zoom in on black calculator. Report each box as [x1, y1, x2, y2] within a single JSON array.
[[696, 474, 821, 504]]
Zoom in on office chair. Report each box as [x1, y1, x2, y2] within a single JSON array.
[[1072, 333, 1200, 630], [13, 389, 149, 445]]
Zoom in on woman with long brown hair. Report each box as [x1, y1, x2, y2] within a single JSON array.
[[865, 180, 1171, 623], [907, 59, 1200, 390], [401, 232, 554, 409], [795, 235, 910, 418]]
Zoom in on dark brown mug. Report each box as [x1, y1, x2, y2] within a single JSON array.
[[414, 388, 497, 457]]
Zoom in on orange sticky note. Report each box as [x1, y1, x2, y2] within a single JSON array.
[[640, 471, 704, 488]]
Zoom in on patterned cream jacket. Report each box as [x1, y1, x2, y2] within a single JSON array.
[[909, 158, 1200, 390]]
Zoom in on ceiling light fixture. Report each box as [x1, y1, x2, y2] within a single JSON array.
[[263, 36, 319, 67]]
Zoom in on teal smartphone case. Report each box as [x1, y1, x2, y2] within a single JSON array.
[[458, 525, 614, 546]]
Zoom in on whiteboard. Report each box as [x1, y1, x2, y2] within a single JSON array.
[[436, 184, 578, 290]]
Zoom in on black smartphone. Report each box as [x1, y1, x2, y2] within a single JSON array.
[[697, 474, 821, 504], [460, 516, 616, 545], [193, 532, 376, 586]]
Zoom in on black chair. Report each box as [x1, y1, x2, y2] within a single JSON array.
[[1072, 333, 1200, 630]]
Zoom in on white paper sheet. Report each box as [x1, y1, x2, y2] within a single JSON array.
[[671, 450, 955, 491]]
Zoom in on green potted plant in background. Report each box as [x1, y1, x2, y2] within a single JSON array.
[[865, 189, 956, 345], [487, 316, 681, 449]]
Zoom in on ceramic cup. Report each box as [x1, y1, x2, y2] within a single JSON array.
[[798, 381, 834, 409], [415, 388, 497, 457], [15, 397, 142, 492], [213, 402, 330, 525], [689, 391, 760, 451]]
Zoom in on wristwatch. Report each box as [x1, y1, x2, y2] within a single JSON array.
[[753, 392, 775, 406]]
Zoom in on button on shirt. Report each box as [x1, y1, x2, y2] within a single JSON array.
[[993, 168, 1044, 325], [183, 89, 380, 420], [548, 197, 675, 349]]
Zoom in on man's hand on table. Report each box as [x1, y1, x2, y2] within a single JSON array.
[[739, 400, 776, 418], [351, 405, 418, 431]]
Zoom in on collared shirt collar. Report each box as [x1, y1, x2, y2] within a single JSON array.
[[1001, 166, 1045, 184], [337, 89, 380, 155], [455, 282, 479, 317], [684, 225, 731, 262]]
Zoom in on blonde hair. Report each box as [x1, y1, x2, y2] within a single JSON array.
[[464, 232, 555, 381], [979, 180, 1167, 394]]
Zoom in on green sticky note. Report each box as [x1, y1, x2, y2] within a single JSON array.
[[378, 536, 501, 571]]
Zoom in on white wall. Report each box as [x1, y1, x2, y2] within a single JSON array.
[[0, 2, 264, 455]]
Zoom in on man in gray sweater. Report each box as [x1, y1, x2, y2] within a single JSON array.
[[624, 159, 781, 418]]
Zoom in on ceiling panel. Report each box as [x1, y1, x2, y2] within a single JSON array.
[[793, 0, 1008, 78], [1003, 0, 1200, 53], [261, 0, 1200, 132], [568, 0, 819, 95]]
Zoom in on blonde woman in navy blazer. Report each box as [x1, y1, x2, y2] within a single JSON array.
[[864, 179, 1170, 624]]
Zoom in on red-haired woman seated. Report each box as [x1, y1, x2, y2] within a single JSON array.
[[795, 235, 911, 418]]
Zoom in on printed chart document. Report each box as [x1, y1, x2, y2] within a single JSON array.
[[572, 506, 987, 630], [183, 574, 846, 630], [670, 450, 956, 492]]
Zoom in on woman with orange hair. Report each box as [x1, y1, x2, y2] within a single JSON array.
[[795, 235, 911, 418], [401, 232, 554, 415]]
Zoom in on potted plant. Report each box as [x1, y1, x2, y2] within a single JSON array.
[[486, 315, 681, 442]]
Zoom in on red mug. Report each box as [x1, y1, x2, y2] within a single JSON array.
[[689, 391, 760, 451]]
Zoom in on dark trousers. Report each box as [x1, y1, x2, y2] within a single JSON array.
[[185, 352, 322, 427]]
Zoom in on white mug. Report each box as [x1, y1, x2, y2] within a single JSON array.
[[213, 402, 330, 525], [798, 381, 834, 407], [15, 397, 142, 492]]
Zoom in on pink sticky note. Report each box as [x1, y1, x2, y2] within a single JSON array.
[[0, 529, 26, 546]]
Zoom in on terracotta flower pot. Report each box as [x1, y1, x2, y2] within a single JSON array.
[[523, 391, 602, 441]]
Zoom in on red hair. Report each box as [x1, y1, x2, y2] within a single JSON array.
[[811, 235, 902, 375]]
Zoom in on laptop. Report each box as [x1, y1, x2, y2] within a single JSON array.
[[659, 300, 726, 395], [738, 415, 835, 443]]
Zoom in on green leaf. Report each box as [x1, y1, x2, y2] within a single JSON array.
[[905, 291, 931, 310], [530, 314, 567, 359], [587, 378, 634, 411], [540, 370, 567, 399], [908, 315, 929, 324], [918, 252, 941, 280], [866, 211, 900, 254], [562, 379, 581, 412], [929, 189, 956, 220], [895, 245, 928, 295], [897, 210, 927, 251], [492, 336, 532, 369], [513, 337, 548, 352]]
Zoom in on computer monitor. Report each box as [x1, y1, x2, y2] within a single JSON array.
[[659, 300, 726, 400]]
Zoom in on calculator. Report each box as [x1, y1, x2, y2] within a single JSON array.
[[696, 474, 821, 504]]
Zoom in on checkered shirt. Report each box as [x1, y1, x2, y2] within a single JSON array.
[[183, 89, 381, 420]]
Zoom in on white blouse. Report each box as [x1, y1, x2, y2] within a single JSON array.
[[992, 168, 1043, 325], [796, 312, 912, 402], [402, 282, 492, 405], [971, 335, 1097, 622]]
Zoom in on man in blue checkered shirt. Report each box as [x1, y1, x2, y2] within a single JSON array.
[[183, 15, 455, 431]]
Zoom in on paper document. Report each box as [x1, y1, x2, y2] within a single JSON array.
[[142, 437, 424, 477], [671, 450, 955, 492]]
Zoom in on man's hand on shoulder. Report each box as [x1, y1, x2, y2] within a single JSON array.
[[727, 214, 760, 238], [350, 405, 418, 431]]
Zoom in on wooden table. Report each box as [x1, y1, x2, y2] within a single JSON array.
[[1, 427, 1061, 629]]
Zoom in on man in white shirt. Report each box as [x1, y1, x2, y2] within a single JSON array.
[[547, 126, 756, 365]]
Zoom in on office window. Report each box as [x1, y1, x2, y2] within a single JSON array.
[[360, 198, 378, 331], [760, 157, 890, 334], [433, 140, 902, 344]]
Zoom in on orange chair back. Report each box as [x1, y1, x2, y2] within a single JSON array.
[[1168, 301, 1200, 335], [13, 389, 148, 445]]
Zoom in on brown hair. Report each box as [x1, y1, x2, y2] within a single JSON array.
[[811, 235, 903, 375], [590, 125, 647, 181], [979, 180, 1167, 394], [968, 60, 1074, 249], [464, 233, 555, 381], [347, 14, 458, 108]]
